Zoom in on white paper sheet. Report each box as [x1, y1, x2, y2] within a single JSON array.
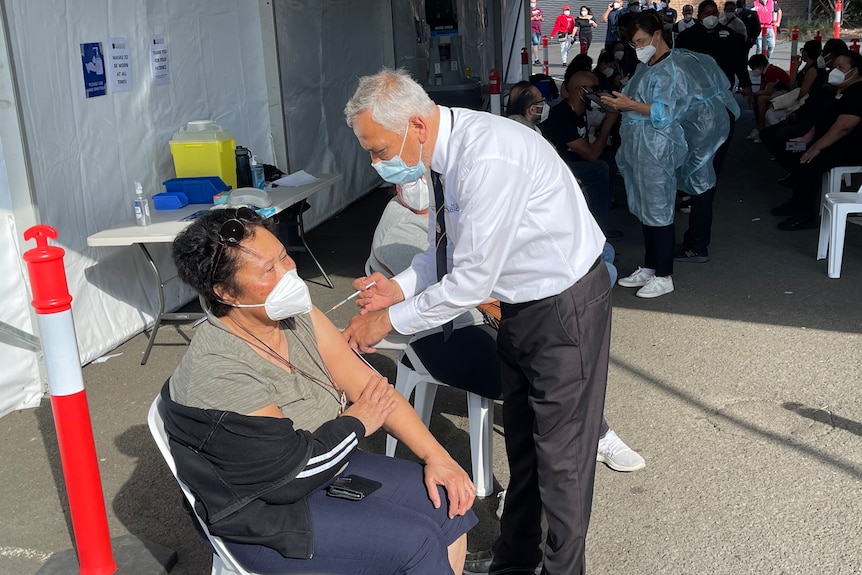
[[272, 170, 320, 187]]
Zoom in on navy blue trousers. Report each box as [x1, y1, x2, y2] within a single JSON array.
[[227, 451, 477, 574]]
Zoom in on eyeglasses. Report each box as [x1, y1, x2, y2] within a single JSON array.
[[210, 207, 257, 285]]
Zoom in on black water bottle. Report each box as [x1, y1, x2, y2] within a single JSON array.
[[235, 146, 253, 188]]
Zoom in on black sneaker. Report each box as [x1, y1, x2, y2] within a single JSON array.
[[463, 550, 542, 575], [674, 248, 710, 263]]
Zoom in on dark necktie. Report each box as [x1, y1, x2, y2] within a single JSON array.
[[430, 170, 453, 340]]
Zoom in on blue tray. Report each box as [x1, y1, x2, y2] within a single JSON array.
[[162, 176, 230, 204]]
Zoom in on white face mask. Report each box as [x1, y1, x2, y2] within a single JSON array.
[[613, 1, 621, 7], [636, 44, 657, 64], [828, 68, 848, 85], [816, 55, 826, 68], [724, 11, 735, 19], [684, 13, 693, 20], [564, 9, 571, 15], [399, 177, 429, 211], [614, 50, 625, 60], [531, 2, 536, 6], [702, 15, 720, 28], [538, 101, 550, 122], [581, 10, 588, 15], [602, 66, 615, 77], [226, 269, 312, 321]]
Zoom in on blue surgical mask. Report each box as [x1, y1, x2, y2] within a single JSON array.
[[371, 126, 426, 185]]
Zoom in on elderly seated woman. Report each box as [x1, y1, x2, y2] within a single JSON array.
[[162, 207, 477, 575]]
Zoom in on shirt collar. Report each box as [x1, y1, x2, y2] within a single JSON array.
[[431, 105, 451, 175]]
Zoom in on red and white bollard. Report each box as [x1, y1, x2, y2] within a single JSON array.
[[580, 36, 588, 55], [851, 38, 860, 52], [521, 47, 531, 80], [23, 225, 117, 575], [834, 0, 842, 39], [489, 68, 501, 115], [761, 24, 769, 57], [789, 25, 799, 77], [542, 35, 549, 76]]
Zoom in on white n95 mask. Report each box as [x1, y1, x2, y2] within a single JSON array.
[[227, 269, 312, 320], [400, 177, 430, 211]]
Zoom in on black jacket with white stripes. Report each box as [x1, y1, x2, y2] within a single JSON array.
[[159, 381, 365, 559]]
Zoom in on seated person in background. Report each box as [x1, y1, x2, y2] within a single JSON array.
[[369, 178, 502, 400], [594, 50, 624, 93], [764, 39, 827, 127], [503, 81, 547, 131], [760, 40, 844, 181], [370, 175, 644, 473], [773, 51, 862, 231], [540, 70, 620, 235], [747, 54, 791, 140], [165, 208, 477, 575], [719, 1, 748, 37]]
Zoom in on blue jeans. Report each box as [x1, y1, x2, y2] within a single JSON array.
[[756, 26, 775, 59], [531, 31, 541, 46]]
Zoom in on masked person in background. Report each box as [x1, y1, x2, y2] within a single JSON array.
[[531, 1, 545, 65], [504, 81, 549, 131], [773, 51, 862, 231], [162, 208, 478, 575], [673, 4, 697, 34], [674, 0, 751, 264], [551, 5, 577, 65], [602, 0, 625, 51], [719, 0, 748, 37], [601, 11, 739, 298]]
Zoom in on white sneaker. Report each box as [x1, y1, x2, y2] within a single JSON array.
[[746, 128, 760, 141], [635, 275, 674, 298], [617, 267, 655, 288], [495, 489, 506, 519], [597, 430, 646, 472]]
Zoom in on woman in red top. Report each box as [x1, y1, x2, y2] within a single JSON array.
[[551, 5, 576, 65]]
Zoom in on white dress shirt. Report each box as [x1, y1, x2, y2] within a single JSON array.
[[388, 106, 605, 335]]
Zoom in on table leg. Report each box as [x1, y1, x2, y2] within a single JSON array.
[[137, 244, 203, 365]]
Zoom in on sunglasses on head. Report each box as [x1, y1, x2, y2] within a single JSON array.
[[210, 207, 258, 285]]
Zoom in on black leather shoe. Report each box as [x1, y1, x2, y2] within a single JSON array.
[[463, 550, 542, 575], [777, 216, 818, 231]]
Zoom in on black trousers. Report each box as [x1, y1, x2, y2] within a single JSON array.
[[789, 144, 861, 219], [682, 112, 735, 255], [643, 223, 675, 277], [493, 260, 611, 575]]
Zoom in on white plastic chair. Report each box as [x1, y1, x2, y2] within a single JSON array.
[[385, 343, 495, 497], [365, 258, 494, 497], [147, 396, 261, 575], [817, 182, 862, 278]]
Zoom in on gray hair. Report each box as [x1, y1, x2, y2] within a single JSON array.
[[344, 68, 436, 134]]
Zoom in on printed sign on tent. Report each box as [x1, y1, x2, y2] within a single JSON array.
[[80, 42, 106, 98], [107, 37, 132, 93], [149, 35, 170, 86]]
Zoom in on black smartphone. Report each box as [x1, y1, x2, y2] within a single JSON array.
[[326, 474, 382, 501], [585, 92, 619, 114]]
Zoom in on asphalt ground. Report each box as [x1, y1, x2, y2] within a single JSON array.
[[2, 37, 862, 575]]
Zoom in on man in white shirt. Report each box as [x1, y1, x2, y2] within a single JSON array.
[[343, 69, 612, 575]]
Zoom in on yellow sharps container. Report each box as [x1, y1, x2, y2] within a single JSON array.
[[169, 120, 237, 190]]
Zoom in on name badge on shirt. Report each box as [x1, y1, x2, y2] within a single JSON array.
[[445, 202, 461, 213]]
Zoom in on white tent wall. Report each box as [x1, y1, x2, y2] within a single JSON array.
[[2, 0, 272, 371], [0, 167, 42, 418]]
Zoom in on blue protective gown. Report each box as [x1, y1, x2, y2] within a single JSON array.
[[616, 48, 740, 226]]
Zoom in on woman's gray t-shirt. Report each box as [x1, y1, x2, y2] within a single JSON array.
[[169, 313, 341, 432]]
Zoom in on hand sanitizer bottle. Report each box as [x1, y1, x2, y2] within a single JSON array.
[[134, 181, 151, 227], [250, 156, 265, 189]]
